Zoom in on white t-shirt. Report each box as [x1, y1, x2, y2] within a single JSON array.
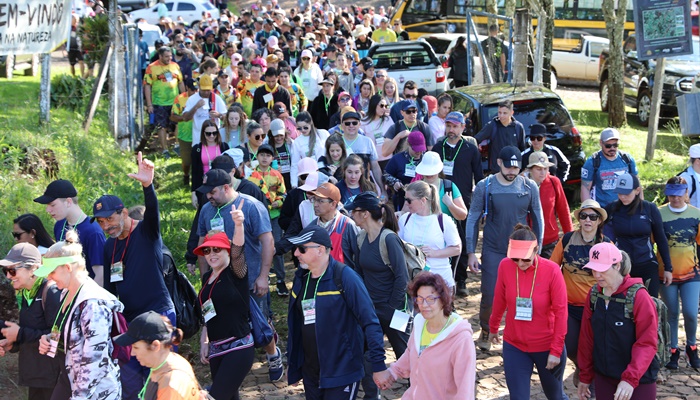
[[398, 212, 461, 287], [183, 92, 228, 146], [290, 130, 330, 187]]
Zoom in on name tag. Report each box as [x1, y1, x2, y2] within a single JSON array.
[[514, 297, 533, 321], [302, 298, 316, 325], [390, 309, 412, 333], [47, 329, 60, 358], [110, 261, 124, 282], [443, 160, 454, 176], [202, 298, 217, 322], [164, 71, 173, 82], [279, 158, 291, 173], [263, 93, 274, 103], [210, 217, 225, 232], [405, 164, 416, 178], [290, 57, 297, 67], [375, 133, 385, 147]]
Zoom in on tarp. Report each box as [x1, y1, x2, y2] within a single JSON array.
[[0, 0, 72, 56]]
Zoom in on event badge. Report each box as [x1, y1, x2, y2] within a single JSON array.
[[263, 93, 274, 103], [290, 57, 297, 67], [302, 299, 316, 325], [110, 262, 124, 282], [280, 159, 291, 173], [317, 160, 326, 169], [251, 160, 259, 169], [390, 309, 412, 333], [202, 299, 217, 323], [47, 328, 60, 358], [164, 72, 173, 82], [210, 217, 225, 232], [405, 164, 416, 178], [443, 160, 455, 176], [375, 132, 384, 147], [514, 297, 533, 321]]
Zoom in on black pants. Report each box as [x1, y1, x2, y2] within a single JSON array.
[[303, 372, 359, 400], [631, 259, 661, 297], [50, 369, 71, 400], [452, 219, 469, 284], [209, 346, 255, 400], [29, 387, 54, 400], [361, 310, 411, 399]]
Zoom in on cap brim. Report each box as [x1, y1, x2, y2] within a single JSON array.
[[113, 331, 139, 347], [415, 164, 442, 176], [502, 161, 521, 168], [196, 184, 217, 194], [583, 261, 613, 272], [33, 264, 58, 278], [507, 240, 538, 259], [298, 182, 318, 191], [410, 144, 427, 153], [665, 188, 687, 196], [0, 259, 21, 267], [613, 187, 633, 195], [34, 195, 56, 204]]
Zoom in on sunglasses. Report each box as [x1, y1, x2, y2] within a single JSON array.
[[376, 74, 386, 78], [415, 295, 439, 305], [205, 130, 218, 136], [253, 134, 264, 140], [302, 57, 310, 60], [531, 136, 544, 141], [579, 213, 600, 221], [201, 247, 225, 256], [404, 109, 417, 114], [379, 104, 388, 108], [405, 197, 420, 204], [511, 258, 532, 263], [3, 264, 29, 277], [343, 121, 359, 126], [604, 143, 619, 149], [11, 231, 26, 239], [296, 244, 322, 254], [404, 94, 417, 99], [339, 97, 351, 102]]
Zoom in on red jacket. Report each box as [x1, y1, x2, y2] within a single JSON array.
[[489, 256, 567, 357], [539, 175, 573, 245], [577, 276, 658, 388]]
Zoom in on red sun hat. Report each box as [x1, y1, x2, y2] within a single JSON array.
[[193, 232, 231, 256]]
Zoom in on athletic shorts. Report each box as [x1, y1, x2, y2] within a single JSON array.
[[68, 50, 83, 66], [153, 105, 173, 130]]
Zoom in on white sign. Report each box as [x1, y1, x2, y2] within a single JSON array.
[[0, 0, 72, 56]]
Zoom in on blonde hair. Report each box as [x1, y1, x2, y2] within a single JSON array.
[[44, 230, 88, 273], [405, 180, 440, 215]]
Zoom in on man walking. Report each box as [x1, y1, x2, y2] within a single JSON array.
[[465, 146, 543, 351], [474, 100, 527, 174], [286, 225, 387, 399], [144, 47, 185, 156]]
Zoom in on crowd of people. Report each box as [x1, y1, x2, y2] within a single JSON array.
[[1, 1, 700, 400]]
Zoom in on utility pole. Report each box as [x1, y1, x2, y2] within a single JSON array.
[[512, 8, 530, 85], [645, 57, 666, 161], [39, 54, 51, 125], [108, 0, 129, 149]]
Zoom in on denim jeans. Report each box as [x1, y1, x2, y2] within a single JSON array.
[[660, 279, 700, 347]]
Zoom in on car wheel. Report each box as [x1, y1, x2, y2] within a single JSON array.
[[637, 89, 651, 127], [600, 79, 609, 112]]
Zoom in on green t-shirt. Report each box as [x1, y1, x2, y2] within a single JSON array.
[[173, 92, 192, 142], [438, 179, 462, 217]]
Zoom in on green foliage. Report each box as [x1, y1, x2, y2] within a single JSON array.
[[79, 14, 110, 68], [50, 74, 94, 110]]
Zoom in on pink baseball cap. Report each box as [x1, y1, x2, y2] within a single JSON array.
[[584, 242, 623, 272], [297, 157, 318, 177]]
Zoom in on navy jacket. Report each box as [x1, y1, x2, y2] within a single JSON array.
[[287, 257, 386, 388]]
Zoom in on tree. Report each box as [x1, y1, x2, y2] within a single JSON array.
[[602, 0, 628, 127], [540, 0, 555, 89]]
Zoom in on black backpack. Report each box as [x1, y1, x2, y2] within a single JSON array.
[[163, 246, 202, 340]]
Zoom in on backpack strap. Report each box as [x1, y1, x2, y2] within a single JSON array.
[[40, 279, 52, 313], [438, 213, 444, 233], [561, 231, 575, 252], [378, 229, 393, 269], [623, 283, 645, 321], [332, 262, 347, 303]]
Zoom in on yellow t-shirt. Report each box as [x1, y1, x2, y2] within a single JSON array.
[[371, 28, 397, 44], [143, 60, 182, 106], [419, 315, 454, 353], [215, 85, 238, 108], [218, 54, 232, 71]]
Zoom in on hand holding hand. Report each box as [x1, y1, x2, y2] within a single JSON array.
[[127, 151, 155, 187], [231, 199, 245, 226], [373, 370, 394, 390]]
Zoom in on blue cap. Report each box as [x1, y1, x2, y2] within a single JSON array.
[[402, 100, 418, 111], [445, 111, 465, 124], [91, 195, 125, 221]]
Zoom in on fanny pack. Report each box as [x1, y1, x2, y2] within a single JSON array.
[[208, 333, 254, 359]]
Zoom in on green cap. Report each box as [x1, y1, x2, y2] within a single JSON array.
[[34, 255, 82, 277]]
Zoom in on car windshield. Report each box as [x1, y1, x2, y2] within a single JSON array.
[[483, 99, 573, 136], [373, 48, 433, 69], [423, 38, 451, 55]]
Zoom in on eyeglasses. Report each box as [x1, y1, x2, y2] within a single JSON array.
[[404, 109, 417, 114], [302, 57, 310, 60], [339, 97, 351, 103], [379, 104, 388, 108], [297, 125, 311, 130], [405, 197, 420, 204], [3, 264, 29, 277], [531, 136, 544, 141], [296, 244, 322, 254], [201, 247, 225, 256], [604, 143, 619, 149], [343, 120, 359, 126], [309, 197, 333, 203], [511, 258, 533, 263], [415, 295, 440, 305], [376, 74, 386, 78], [205, 130, 218, 136], [404, 94, 417, 99], [11, 231, 26, 239], [579, 213, 600, 221], [253, 134, 264, 140]]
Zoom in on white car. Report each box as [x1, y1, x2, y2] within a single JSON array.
[[551, 35, 609, 87], [138, 23, 168, 54], [129, 0, 219, 26]]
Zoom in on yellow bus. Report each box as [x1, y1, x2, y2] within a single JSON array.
[[391, 0, 635, 48]]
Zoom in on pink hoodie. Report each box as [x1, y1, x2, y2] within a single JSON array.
[[389, 313, 476, 399]]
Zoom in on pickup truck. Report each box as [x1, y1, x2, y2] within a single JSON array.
[[366, 40, 447, 96], [551, 35, 609, 87], [598, 34, 700, 126]]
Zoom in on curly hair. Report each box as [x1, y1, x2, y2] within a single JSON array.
[[408, 272, 453, 317]]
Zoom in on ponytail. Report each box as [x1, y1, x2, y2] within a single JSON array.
[[380, 203, 398, 232]]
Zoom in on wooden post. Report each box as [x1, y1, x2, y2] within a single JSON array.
[[645, 57, 666, 161], [512, 8, 530, 85]]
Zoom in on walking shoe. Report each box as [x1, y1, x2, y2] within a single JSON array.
[[477, 330, 491, 351], [161, 149, 171, 159], [268, 347, 285, 382], [456, 281, 468, 297], [276, 280, 289, 297], [687, 344, 700, 369], [666, 348, 680, 369]]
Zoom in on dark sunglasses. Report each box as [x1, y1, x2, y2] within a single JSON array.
[[297, 125, 311, 130], [201, 247, 225, 256], [404, 109, 417, 114], [511, 258, 532, 263], [3, 264, 28, 277], [531, 136, 545, 141], [11, 231, 26, 239], [404, 94, 417, 99], [296, 245, 322, 254], [343, 121, 359, 126], [579, 213, 600, 221], [379, 104, 388, 108], [604, 143, 619, 149], [405, 197, 419, 204], [205, 130, 218, 136], [302, 57, 310, 60], [253, 134, 264, 140], [376, 74, 386, 78]]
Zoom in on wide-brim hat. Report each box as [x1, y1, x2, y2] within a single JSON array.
[[573, 199, 607, 222], [415, 151, 443, 176], [352, 25, 370, 38], [193, 232, 231, 256]]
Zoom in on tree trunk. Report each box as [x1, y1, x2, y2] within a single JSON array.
[[504, 0, 516, 32], [541, 0, 555, 88], [486, 0, 498, 27], [602, 0, 627, 127]]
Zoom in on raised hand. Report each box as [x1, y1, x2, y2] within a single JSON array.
[[231, 199, 245, 226], [127, 151, 155, 187]]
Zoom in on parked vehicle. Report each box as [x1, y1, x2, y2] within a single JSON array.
[[551, 35, 609, 87], [0, 54, 38, 79], [118, 0, 157, 12], [420, 33, 487, 88], [138, 23, 168, 54], [447, 83, 585, 198], [129, 0, 219, 25], [598, 34, 700, 126], [366, 40, 447, 95]]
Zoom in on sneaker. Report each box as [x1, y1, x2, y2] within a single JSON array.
[[687, 344, 700, 369], [456, 281, 468, 297], [268, 347, 285, 382], [276, 281, 289, 297], [667, 348, 680, 369], [161, 149, 171, 159], [477, 330, 491, 351]]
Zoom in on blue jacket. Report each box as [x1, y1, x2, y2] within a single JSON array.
[[287, 257, 386, 388]]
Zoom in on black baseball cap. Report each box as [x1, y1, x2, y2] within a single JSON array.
[[196, 169, 232, 194], [258, 144, 275, 156], [34, 179, 78, 204], [211, 155, 235, 172], [113, 311, 170, 346], [288, 225, 332, 248], [91, 195, 125, 221], [345, 191, 381, 212], [499, 146, 522, 168], [342, 111, 361, 122]]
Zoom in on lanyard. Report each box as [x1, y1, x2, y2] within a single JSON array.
[[59, 214, 86, 242], [111, 219, 134, 266], [203, 144, 219, 168], [303, 268, 327, 301], [343, 134, 358, 150], [408, 156, 418, 166], [198, 269, 224, 307], [515, 257, 538, 300], [214, 198, 235, 220], [52, 284, 84, 342], [324, 95, 332, 114], [248, 144, 259, 161], [138, 357, 169, 400], [442, 139, 464, 162], [403, 120, 416, 132]]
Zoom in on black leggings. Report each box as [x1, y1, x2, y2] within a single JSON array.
[[630, 259, 661, 297], [209, 346, 255, 400]]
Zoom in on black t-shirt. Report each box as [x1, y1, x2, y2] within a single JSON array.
[[200, 267, 250, 341], [297, 273, 321, 381], [275, 143, 292, 190]]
